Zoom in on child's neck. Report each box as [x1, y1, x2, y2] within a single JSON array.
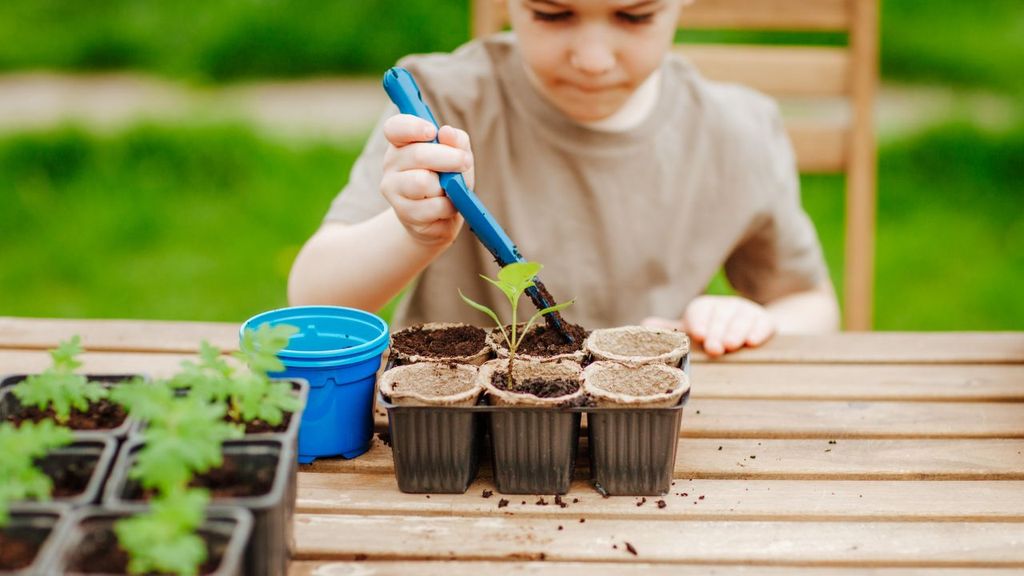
[[523, 66, 662, 133], [581, 70, 662, 132]]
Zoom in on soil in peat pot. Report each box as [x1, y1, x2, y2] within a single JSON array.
[[392, 325, 488, 358]]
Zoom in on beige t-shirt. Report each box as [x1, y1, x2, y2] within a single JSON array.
[[325, 34, 828, 330]]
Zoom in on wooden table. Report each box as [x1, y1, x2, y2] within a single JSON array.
[[3, 317, 1024, 574]]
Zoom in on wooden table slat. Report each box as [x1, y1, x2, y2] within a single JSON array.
[[302, 437, 1024, 480], [299, 474, 1024, 521], [2, 318, 1022, 364], [290, 562, 1024, 576], [5, 350, 1024, 401], [294, 514, 1024, 566]]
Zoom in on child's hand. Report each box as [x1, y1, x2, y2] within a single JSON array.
[[381, 114, 475, 247], [642, 295, 776, 358]]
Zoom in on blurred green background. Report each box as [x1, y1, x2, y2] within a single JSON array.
[[0, 0, 1021, 329]]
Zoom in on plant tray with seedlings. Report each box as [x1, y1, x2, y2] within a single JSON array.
[[380, 262, 692, 496], [46, 505, 252, 576], [0, 506, 70, 575], [1, 337, 146, 441], [104, 438, 294, 576]]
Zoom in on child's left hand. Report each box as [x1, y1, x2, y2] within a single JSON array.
[[642, 295, 776, 358]]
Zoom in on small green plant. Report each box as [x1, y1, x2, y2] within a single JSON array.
[[12, 335, 108, 424], [170, 323, 300, 426], [459, 262, 574, 385], [0, 420, 73, 525], [110, 379, 243, 575], [113, 488, 211, 576]]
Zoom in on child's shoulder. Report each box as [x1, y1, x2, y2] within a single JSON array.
[[663, 53, 790, 171], [395, 35, 516, 115]]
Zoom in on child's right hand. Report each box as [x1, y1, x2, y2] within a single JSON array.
[[381, 114, 474, 247]]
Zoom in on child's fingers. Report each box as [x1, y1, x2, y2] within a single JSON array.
[[438, 126, 473, 154], [683, 298, 714, 342], [388, 142, 470, 174], [395, 195, 459, 226], [701, 303, 733, 357], [381, 169, 445, 202], [383, 114, 438, 146], [721, 306, 757, 352], [745, 315, 776, 347]]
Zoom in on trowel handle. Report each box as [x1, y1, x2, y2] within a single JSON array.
[[382, 66, 523, 267]]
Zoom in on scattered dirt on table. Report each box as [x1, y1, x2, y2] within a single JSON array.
[[657, 500, 667, 509], [377, 431, 392, 448], [624, 541, 638, 556], [482, 489, 493, 498], [498, 499, 509, 508]]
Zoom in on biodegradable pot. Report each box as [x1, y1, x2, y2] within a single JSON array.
[[377, 363, 483, 494], [104, 438, 293, 576], [581, 361, 689, 496], [0, 506, 70, 575], [389, 322, 491, 366], [241, 306, 390, 464], [479, 359, 583, 495], [0, 374, 142, 441], [486, 324, 587, 363], [45, 506, 252, 576], [379, 362, 482, 407], [582, 362, 690, 408], [584, 326, 690, 368]]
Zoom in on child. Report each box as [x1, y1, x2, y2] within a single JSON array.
[[288, 0, 839, 357]]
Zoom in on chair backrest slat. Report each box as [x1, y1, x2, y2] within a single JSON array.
[[679, 0, 851, 31], [676, 45, 850, 98]]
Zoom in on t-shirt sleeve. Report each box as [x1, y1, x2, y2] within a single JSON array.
[[723, 104, 829, 303], [323, 106, 396, 224]]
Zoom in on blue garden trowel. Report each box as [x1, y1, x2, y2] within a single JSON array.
[[383, 66, 574, 344]]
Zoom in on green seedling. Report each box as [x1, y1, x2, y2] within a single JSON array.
[[13, 335, 108, 424], [114, 488, 210, 576], [459, 261, 574, 386], [112, 381, 243, 496], [169, 324, 300, 426], [111, 377, 243, 576], [0, 420, 73, 525]]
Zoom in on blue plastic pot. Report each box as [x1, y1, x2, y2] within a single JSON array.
[[241, 306, 389, 464]]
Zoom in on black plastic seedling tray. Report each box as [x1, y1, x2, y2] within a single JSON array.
[[103, 438, 294, 576], [45, 505, 252, 576], [0, 374, 144, 442], [378, 389, 689, 496], [1, 505, 71, 576]]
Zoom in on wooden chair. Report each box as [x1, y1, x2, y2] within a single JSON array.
[[471, 0, 878, 330]]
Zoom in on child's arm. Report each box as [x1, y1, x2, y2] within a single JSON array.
[[288, 115, 474, 311], [642, 278, 839, 358]]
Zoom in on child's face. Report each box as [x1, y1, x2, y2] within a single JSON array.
[[509, 0, 684, 122]]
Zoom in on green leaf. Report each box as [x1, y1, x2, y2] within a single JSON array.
[[234, 323, 298, 376], [459, 289, 508, 345], [50, 336, 83, 372], [497, 262, 541, 293], [0, 421, 73, 526], [520, 299, 577, 346], [115, 488, 209, 576], [11, 335, 108, 423]]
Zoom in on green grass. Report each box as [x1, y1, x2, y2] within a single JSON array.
[[1, 0, 1022, 94], [1, 120, 1021, 329], [0, 124, 358, 322]]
